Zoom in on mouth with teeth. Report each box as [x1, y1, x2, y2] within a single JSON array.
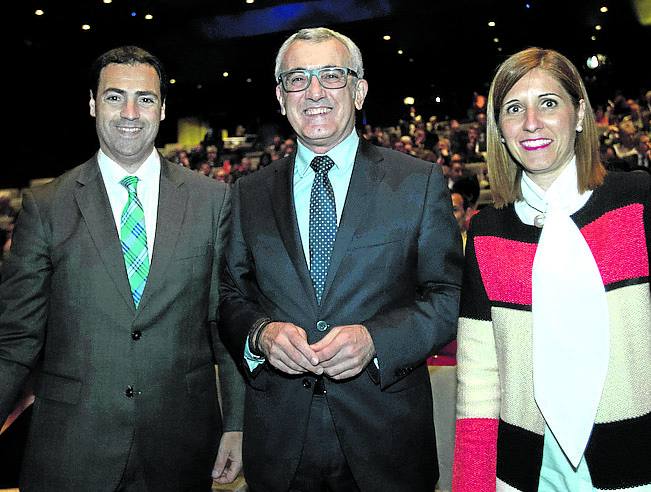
[[116, 126, 143, 136], [303, 107, 332, 116], [520, 138, 552, 151]]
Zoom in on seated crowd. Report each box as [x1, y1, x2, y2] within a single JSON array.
[[164, 87, 649, 222]]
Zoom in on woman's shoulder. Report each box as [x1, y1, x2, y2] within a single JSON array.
[[467, 204, 519, 236], [601, 170, 650, 201]]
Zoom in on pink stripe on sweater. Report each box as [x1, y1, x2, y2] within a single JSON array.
[[474, 236, 536, 305], [581, 204, 649, 284], [453, 418, 498, 492]]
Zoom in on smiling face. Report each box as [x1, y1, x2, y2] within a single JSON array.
[[275, 39, 368, 154], [90, 62, 165, 171], [499, 68, 585, 189]]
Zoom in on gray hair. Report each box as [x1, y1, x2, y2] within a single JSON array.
[[274, 27, 364, 81]]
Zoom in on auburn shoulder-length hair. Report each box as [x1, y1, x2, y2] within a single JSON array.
[[486, 47, 605, 208]]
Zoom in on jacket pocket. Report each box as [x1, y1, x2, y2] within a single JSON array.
[[175, 243, 212, 260], [349, 233, 404, 250], [34, 372, 82, 404]]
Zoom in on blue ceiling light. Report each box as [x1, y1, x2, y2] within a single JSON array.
[[197, 0, 392, 39]]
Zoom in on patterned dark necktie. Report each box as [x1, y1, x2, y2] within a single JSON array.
[[119, 176, 150, 308], [309, 155, 337, 304]]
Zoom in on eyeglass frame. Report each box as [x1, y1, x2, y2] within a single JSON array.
[[277, 66, 360, 93]]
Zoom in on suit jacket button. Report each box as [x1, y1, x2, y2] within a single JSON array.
[[125, 386, 134, 398], [131, 330, 142, 341], [316, 320, 329, 332], [302, 378, 312, 389]]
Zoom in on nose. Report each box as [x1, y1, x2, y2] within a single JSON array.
[[524, 107, 542, 132], [120, 97, 140, 120], [305, 74, 325, 100]]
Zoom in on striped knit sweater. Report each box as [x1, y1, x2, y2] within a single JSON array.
[[453, 171, 651, 492]]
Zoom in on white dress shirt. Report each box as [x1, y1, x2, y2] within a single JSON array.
[[97, 148, 161, 260]]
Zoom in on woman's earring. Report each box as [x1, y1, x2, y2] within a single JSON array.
[[500, 136, 506, 143], [576, 125, 583, 133]]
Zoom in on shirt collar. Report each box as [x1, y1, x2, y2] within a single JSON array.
[[295, 129, 359, 178], [97, 147, 161, 184]]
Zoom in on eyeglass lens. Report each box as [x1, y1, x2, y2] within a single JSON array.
[[282, 68, 349, 91]]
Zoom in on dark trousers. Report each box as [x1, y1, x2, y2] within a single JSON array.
[[115, 433, 213, 492], [288, 394, 361, 492]]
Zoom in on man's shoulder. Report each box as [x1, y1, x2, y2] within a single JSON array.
[[28, 158, 96, 201], [365, 143, 434, 174], [159, 160, 229, 203], [236, 155, 292, 189]]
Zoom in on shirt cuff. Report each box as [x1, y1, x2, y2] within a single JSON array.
[[244, 334, 266, 372]]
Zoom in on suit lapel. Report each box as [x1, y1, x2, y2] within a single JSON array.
[[321, 141, 385, 303], [136, 157, 187, 312], [74, 157, 135, 314], [271, 156, 318, 311]]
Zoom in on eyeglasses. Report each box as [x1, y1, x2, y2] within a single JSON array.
[[277, 67, 359, 92]]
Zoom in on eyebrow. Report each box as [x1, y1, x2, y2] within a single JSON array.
[[102, 88, 159, 99], [284, 64, 339, 72], [503, 92, 560, 105]]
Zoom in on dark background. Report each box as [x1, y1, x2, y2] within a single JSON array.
[[9, 0, 649, 188]]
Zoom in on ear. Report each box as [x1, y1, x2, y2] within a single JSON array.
[[275, 84, 286, 116], [577, 98, 586, 128], [353, 79, 368, 110], [89, 90, 96, 117], [160, 100, 166, 121]]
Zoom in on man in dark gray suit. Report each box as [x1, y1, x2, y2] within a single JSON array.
[[0, 46, 243, 491], [220, 28, 463, 491]]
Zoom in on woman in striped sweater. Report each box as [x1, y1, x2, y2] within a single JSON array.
[[453, 48, 650, 491]]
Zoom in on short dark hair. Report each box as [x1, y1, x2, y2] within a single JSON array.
[[90, 45, 167, 101], [451, 190, 470, 210]]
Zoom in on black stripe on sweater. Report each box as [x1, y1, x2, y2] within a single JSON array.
[[496, 419, 543, 492], [586, 411, 651, 489]]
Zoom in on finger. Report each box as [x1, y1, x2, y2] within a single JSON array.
[[288, 333, 321, 367], [309, 327, 340, 352], [322, 352, 371, 378], [320, 345, 373, 375], [276, 339, 319, 372], [267, 354, 306, 374], [329, 366, 367, 380], [265, 324, 319, 370], [223, 461, 241, 482], [311, 332, 345, 364], [320, 353, 357, 376], [213, 462, 240, 484], [322, 361, 363, 379], [211, 448, 228, 479]]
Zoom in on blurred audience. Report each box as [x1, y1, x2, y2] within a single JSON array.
[[155, 85, 647, 203]]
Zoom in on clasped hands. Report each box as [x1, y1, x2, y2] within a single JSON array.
[[258, 322, 376, 379]]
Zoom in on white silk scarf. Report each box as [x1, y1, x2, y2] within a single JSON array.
[[515, 158, 609, 468]]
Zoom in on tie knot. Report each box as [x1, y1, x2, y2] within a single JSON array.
[[310, 155, 335, 175], [120, 175, 139, 194]]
